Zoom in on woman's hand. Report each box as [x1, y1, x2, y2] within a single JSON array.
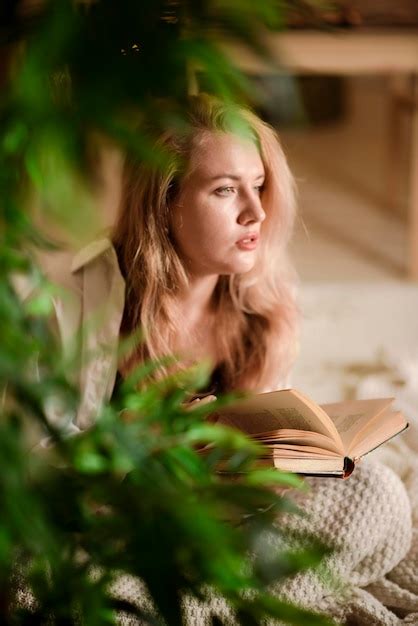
[[184, 395, 219, 422]]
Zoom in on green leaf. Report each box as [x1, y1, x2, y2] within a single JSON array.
[[246, 468, 307, 490]]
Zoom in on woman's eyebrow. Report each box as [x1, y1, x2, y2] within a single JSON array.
[[209, 173, 265, 181]]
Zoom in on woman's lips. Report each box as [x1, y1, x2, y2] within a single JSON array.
[[235, 233, 259, 251]]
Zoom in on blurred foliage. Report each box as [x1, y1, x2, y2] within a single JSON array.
[[0, 1, 335, 624]]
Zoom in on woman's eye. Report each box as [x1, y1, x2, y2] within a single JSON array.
[[254, 185, 264, 194], [215, 186, 235, 196]]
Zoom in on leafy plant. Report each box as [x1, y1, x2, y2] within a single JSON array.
[[0, 1, 334, 624]]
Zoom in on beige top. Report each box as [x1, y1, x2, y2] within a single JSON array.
[[15, 238, 126, 444]]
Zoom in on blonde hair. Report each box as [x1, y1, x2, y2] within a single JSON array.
[[112, 94, 299, 392]]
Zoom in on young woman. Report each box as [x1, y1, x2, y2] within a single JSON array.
[[111, 93, 298, 397], [32, 94, 413, 624], [111, 95, 414, 625]]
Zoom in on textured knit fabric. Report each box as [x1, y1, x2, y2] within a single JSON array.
[[277, 459, 415, 625], [111, 446, 418, 626]]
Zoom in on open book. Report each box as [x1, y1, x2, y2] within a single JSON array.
[[216, 389, 408, 478]]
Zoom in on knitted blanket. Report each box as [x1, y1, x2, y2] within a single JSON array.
[[114, 424, 418, 626], [276, 446, 418, 626]]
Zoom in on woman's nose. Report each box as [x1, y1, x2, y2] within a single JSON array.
[[237, 191, 266, 225]]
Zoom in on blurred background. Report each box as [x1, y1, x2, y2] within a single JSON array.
[[5, 0, 417, 410], [94, 11, 418, 414]]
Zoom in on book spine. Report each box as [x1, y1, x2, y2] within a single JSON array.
[[343, 457, 356, 479]]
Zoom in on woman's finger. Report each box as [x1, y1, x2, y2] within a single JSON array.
[[197, 394, 217, 406]]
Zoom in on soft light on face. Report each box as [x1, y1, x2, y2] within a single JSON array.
[[170, 132, 266, 278]]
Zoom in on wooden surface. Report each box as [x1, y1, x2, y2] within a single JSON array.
[[221, 30, 418, 75]]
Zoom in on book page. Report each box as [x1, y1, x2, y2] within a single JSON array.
[[321, 398, 394, 451], [272, 456, 346, 475], [251, 429, 342, 454], [349, 410, 408, 459], [261, 444, 341, 459], [217, 389, 342, 443]]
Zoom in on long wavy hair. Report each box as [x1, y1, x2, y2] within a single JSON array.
[[112, 94, 299, 392]]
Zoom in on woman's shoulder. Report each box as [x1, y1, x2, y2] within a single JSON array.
[[34, 237, 122, 292], [70, 237, 116, 274], [15, 237, 125, 337]]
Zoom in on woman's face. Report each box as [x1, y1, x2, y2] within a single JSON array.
[[170, 132, 266, 277]]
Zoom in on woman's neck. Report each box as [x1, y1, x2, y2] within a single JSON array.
[[175, 273, 219, 322], [170, 273, 219, 366]]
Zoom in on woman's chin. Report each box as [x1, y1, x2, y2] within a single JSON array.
[[222, 256, 257, 275], [187, 253, 257, 277]]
